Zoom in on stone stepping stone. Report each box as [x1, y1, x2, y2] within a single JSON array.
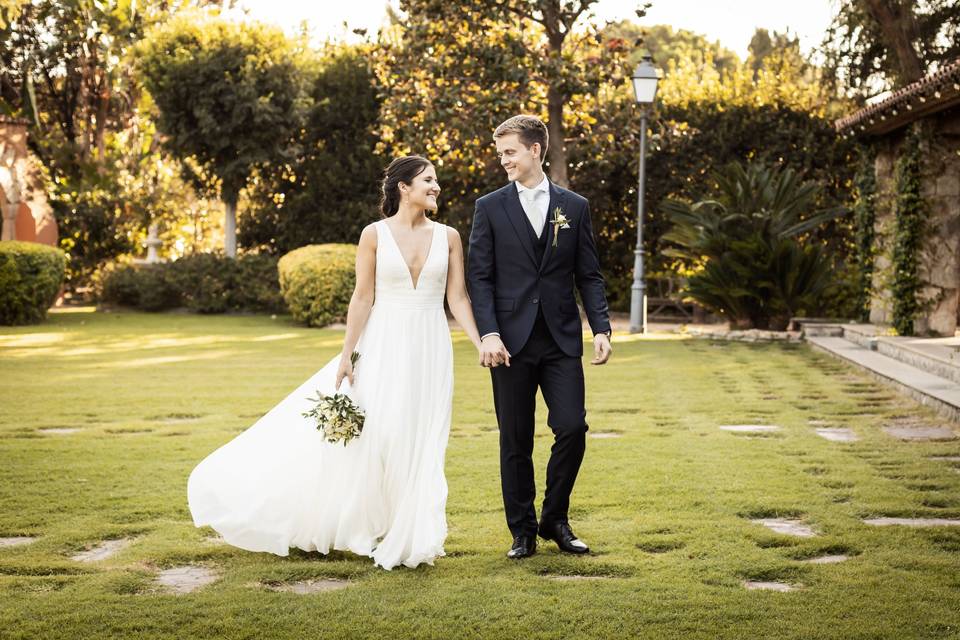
[[743, 580, 800, 592], [808, 419, 830, 426], [801, 554, 850, 564], [589, 432, 622, 439], [862, 517, 960, 527], [37, 427, 81, 435], [720, 425, 781, 433], [883, 426, 957, 441], [815, 428, 860, 442], [155, 566, 218, 594], [261, 579, 351, 594], [71, 538, 132, 562], [0, 536, 37, 547], [928, 455, 960, 461], [752, 518, 818, 537], [544, 575, 610, 582]]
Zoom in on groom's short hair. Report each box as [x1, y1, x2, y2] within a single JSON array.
[[493, 115, 549, 164]]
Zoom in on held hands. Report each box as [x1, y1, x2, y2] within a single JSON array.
[[479, 335, 511, 368], [590, 333, 612, 365], [335, 354, 355, 390]]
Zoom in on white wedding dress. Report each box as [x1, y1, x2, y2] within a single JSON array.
[[187, 219, 453, 570]]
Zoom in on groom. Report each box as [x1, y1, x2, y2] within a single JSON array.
[[467, 115, 612, 559]]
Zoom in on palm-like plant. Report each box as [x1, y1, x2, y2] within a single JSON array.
[[661, 162, 846, 330]]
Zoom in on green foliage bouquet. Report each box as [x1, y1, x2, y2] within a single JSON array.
[[301, 351, 365, 445]]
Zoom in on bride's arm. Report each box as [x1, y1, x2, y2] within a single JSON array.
[[336, 224, 377, 386], [445, 227, 483, 351]]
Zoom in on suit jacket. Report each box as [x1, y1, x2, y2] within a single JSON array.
[[467, 180, 611, 358]]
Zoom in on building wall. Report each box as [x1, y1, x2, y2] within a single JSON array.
[[0, 118, 57, 247], [869, 109, 960, 336]]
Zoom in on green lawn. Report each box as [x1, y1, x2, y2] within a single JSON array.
[[1, 308, 959, 639]]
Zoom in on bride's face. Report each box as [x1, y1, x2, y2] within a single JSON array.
[[400, 165, 441, 212], [496, 133, 541, 183]]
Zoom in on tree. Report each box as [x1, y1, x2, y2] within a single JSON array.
[[240, 44, 383, 254], [136, 12, 312, 257], [600, 21, 739, 76], [822, 0, 960, 96]]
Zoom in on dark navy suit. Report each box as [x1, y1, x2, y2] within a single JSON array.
[[467, 179, 611, 538]]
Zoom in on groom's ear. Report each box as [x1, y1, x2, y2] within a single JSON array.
[[531, 142, 541, 161]]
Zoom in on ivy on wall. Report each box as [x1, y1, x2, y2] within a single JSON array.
[[853, 146, 877, 323], [891, 124, 928, 336]]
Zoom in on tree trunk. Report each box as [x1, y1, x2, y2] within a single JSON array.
[[861, 0, 925, 84], [541, 0, 569, 187], [224, 195, 237, 258], [545, 83, 569, 187]]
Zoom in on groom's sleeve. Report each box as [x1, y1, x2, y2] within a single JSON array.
[[574, 200, 612, 336], [467, 200, 499, 338]]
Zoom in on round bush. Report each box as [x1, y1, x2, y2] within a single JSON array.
[[0, 241, 68, 325], [278, 244, 356, 327], [98, 263, 180, 311]]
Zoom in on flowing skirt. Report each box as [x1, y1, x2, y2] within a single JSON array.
[[187, 301, 454, 570]]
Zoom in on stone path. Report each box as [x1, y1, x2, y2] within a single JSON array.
[[801, 554, 850, 564], [589, 432, 622, 439], [862, 517, 960, 527], [719, 425, 781, 433], [743, 580, 800, 592], [155, 566, 219, 594], [0, 536, 37, 547], [815, 427, 859, 442], [261, 579, 352, 594], [751, 518, 817, 537], [882, 425, 958, 441], [71, 538, 132, 562], [37, 427, 81, 435]]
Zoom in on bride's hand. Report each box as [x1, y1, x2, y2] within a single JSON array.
[[335, 355, 355, 390]]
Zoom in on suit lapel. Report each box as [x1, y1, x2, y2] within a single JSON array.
[[500, 185, 538, 268], [538, 182, 566, 273]]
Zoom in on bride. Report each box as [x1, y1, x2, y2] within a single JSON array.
[[187, 156, 484, 570]]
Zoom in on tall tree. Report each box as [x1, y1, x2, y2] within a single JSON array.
[[384, 0, 633, 189], [822, 0, 960, 95], [136, 12, 312, 257]]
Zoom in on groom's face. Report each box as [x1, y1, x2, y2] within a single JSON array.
[[495, 133, 541, 183]]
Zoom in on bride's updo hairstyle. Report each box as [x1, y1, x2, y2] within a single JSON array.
[[379, 155, 433, 217]]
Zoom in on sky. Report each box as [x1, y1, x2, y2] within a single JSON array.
[[229, 0, 839, 61]]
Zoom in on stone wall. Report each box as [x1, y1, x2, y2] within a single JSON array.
[[869, 108, 960, 336]]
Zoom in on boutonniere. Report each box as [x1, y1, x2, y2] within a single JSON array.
[[551, 207, 570, 247]]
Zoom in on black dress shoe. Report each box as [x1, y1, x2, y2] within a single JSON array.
[[506, 534, 537, 559], [538, 521, 590, 554]]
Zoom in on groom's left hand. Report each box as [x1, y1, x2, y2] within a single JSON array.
[[590, 333, 612, 365]]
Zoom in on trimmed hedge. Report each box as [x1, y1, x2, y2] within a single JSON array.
[[98, 252, 285, 314], [0, 241, 68, 325], [278, 244, 356, 327]]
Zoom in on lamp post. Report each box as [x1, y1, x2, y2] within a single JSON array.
[[629, 55, 660, 334]]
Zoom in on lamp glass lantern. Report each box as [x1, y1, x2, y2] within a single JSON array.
[[631, 57, 660, 105]]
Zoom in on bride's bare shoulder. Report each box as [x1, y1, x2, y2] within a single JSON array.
[[358, 221, 380, 250]]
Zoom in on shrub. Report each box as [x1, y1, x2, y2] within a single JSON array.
[[98, 253, 284, 314], [278, 244, 356, 327], [661, 161, 846, 330], [0, 241, 68, 325]]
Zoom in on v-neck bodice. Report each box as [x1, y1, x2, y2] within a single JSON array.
[[374, 219, 448, 308]]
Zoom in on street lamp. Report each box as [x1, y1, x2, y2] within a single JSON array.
[[629, 55, 660, 334]]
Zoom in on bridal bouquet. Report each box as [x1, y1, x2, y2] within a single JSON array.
[[302, 351, 365, 445]]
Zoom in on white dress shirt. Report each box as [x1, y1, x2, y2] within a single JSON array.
[[516, 174, 550, 238], [480, 175, 551, 342]]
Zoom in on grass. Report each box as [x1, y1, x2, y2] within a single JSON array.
[[1, 307, 959, 639]]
